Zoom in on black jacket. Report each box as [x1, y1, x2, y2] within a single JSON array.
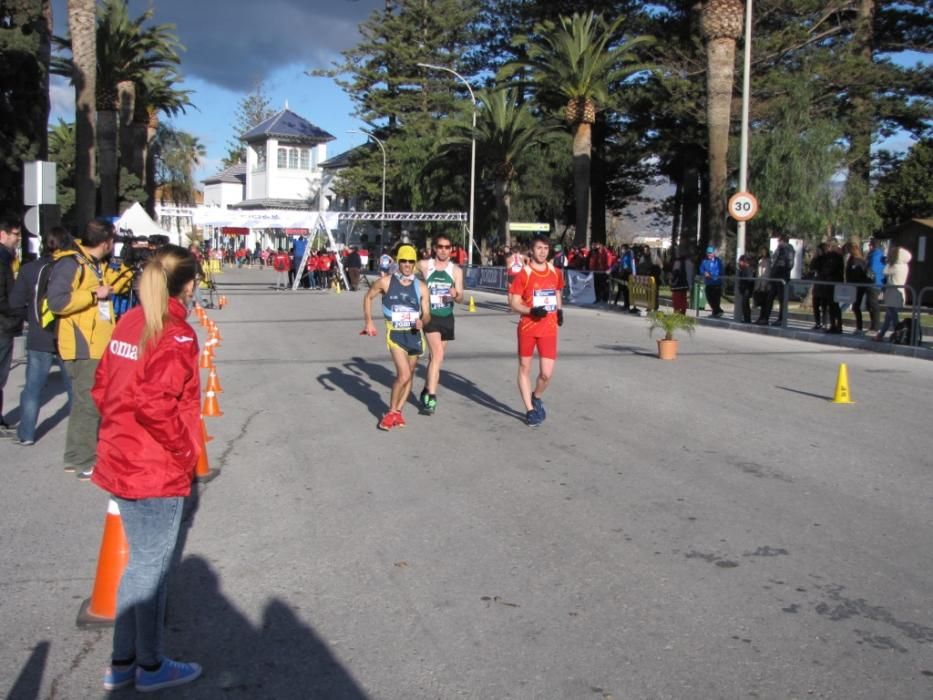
[[0, 246, 24, 336], [9, 255, 57, 353]]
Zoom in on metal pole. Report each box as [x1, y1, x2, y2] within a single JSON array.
[[734, 0, 753, 322], [347, 130, 387, 253], [417, 62, 476, 265]]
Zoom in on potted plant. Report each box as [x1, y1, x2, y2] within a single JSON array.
[[648, 309, 697, 360]]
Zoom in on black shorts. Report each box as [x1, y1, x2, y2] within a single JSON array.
[[422, 313, 455, 341]]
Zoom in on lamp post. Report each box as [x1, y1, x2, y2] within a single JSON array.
[[417, 62, 476, 266], [347, 130, 387, 250]]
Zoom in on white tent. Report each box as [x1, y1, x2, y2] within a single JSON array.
[[116, 202, 179, 247]]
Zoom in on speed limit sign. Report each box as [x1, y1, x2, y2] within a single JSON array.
[[728, 191, 759, 222]]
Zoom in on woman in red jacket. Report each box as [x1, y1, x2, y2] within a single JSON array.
[[91, 245, 203, 693]]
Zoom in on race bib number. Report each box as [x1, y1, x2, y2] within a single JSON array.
[[391, 306, 418, 330], [532, 289, 557, 312], [430, 284, 452, 309], [510, 262, 523, 274], [98, 300, 112, 322]]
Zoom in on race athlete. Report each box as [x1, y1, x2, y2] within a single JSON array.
[[362, 245, 431, 430], [417, 234, 464, 415], [507, 234, 564, 427]]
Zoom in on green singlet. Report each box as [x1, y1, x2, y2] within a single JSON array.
[[424, 260, 457, 319]]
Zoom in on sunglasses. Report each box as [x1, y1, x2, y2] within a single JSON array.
[[398, 258, 416, 264], [434, 244, 451, 249]]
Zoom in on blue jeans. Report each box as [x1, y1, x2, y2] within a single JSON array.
[[112, 496, 184, 667], [18, 349, 72, 443], [879, 306, 899, 337]]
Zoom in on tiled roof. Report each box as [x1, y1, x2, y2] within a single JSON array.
[[319, 144, 368, 170], [202, 163, 246, 185], [229, 198, 313, 210], [241, 109, 335, 145]]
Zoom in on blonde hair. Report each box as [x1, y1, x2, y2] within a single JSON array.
[[138, 245, 198, 354]]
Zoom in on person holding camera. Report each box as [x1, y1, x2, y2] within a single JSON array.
[[508, 234, 564, 428], [47, 219, 133, 479]]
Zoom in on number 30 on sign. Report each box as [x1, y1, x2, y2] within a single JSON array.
[[728, 192, 759, 222]]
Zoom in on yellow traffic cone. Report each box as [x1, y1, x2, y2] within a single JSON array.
[[831, 363, 854, 404], [468, 296, 476, 313]]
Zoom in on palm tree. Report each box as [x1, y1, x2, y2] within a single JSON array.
[[151, 125, 204, 233], [504, 12, 654, 246], [701, 0, 744, 247], [95, 0, 183, 215], [67, 0, 96, 228], [443, 88, 557, 247]]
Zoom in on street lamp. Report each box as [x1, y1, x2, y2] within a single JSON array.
[[347, 129, 387, 249], [417, 62, 476, 266]]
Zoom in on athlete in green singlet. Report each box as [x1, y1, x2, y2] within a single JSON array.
[[417, 233, 464, 415]]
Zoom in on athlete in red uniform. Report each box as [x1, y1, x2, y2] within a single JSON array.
[[507, 235, 564, 427]]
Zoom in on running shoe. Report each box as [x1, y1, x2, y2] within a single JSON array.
[[420, 395, 437, 416], [103, 663, 136, 690], [531, 395, 545, 421], [135, 658, 202, 693], [378, 411, 400, 431], [395, 412, 407, 428], [526, 409, 543, 427]]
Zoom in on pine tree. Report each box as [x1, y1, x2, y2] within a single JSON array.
[[222, 83, 274, 167]]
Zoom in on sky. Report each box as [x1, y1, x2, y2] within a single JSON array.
[[48, 1, 928, 190], [49, 0, 386, 184]]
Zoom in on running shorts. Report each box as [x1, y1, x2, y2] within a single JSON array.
[[517, 331, 557, 359], [422, 313, 455, 341], [386, 324, 425, 356]]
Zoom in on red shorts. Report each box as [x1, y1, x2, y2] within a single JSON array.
[[517, 331, 557, 359]]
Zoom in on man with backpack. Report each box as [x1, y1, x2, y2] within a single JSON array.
[[0, 215, 24, 437], [47, 219, 132, 479], [8, 227, 74, 445], [756, 234, 795, 325]]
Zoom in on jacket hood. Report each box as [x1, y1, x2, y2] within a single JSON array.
[[895, 248, 912, 264]]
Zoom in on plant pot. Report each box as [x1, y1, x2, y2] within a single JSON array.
[[657, 338, 678, 360]]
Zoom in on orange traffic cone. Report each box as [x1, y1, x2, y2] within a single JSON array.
[[76, 499, 129, 627], [201, 415, 214, 443], [206, 367, 223, 394], [202, 389, 223, 417], [210, 325, 222, 342], [195, 442, 219, 483], [198, 346, 214, 369]]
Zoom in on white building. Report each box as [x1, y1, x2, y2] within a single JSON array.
[[200, 108, 336, 251]]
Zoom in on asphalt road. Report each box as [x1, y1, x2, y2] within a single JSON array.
[[2, 267, 932, 700]]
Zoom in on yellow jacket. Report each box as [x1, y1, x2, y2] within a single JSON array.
[[47, 244, 133, 360]]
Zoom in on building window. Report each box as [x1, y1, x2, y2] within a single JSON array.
[[254, 148, 266, 172], [273, 146, 313, 170], [289, 149, 299, 169], [300, 149, 310, 170], [277, 148, 287, 168]]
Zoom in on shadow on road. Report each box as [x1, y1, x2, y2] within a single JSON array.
[[317, 365, 387, 420], [438, 370, 525, 420], [6, 640, 48, 700], [775, 386, 833, 401]]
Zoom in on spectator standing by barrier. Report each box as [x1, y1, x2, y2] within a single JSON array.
[[47, 220, 132, 478], [875, 246, 912, 341], [757, 234, 794, 326], [0, 216, 24, 437], [845, 242, 869, 334], [345, 246, 363, 291], [753, 248, 771, 314], [8, 227, 75, 445], [810, 243, 830, 330], [272, 248, 289, 290], [699, 246, 724, 317], [866, 238, 886, 331], [613, 244, 636, 310], [92, 245, 203, 693], [737, 254, 755, 323], [823, 240, 845, 334], [670, 255, 690, 314]]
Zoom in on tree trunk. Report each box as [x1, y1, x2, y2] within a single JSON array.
[[705, 35, 737, 247], [145, 111, 158, 219], [118, 80, 138, 186], [68, 0, 97, 228], [37, 0, 52, 160], [590, 117, 606, 245], [670, 178, 682, 253], [680, 152, 701, 256], [847, 0, 875, 186], [495, 176, 510, 247], [572, 121, 592, 248], [98, 108, 118, 216]]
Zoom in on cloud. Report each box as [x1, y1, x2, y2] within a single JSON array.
[[52, 0, 382, 92]]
